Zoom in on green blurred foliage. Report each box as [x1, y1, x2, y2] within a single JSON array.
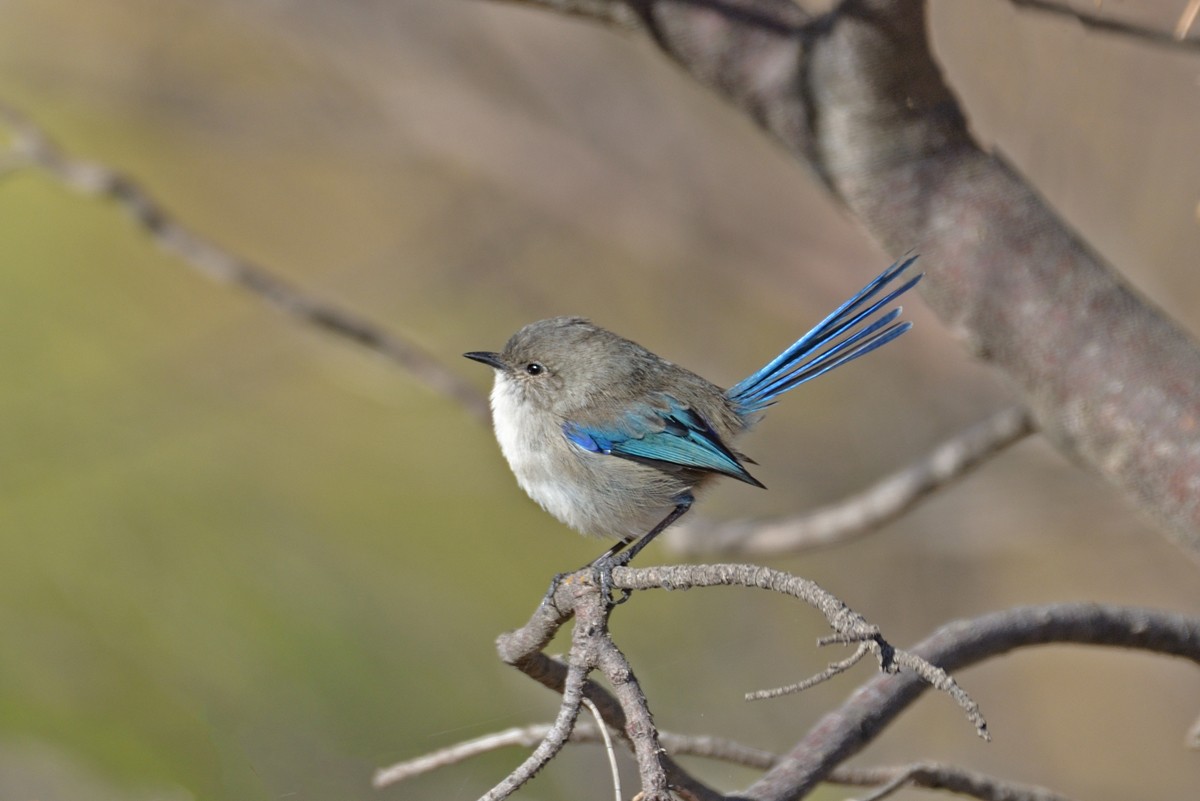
[[0, 1, 1198, 800]]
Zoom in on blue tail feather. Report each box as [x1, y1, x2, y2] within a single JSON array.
[[727, 257, 920, 415]]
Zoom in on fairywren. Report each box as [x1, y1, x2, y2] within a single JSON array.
[[465, 258, 920, 593]]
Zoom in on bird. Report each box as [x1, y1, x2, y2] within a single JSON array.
[[465, 256, 921, 601]]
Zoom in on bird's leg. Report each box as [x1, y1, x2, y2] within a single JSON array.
[[541, 539, 628, 607], [541, 494, 695, 608], [593, 494, 694, 606]]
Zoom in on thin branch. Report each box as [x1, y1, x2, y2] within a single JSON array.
[[581, 697, 622, 801], [1178, 0, 1200, 39], [669, 406, 1034, 557], [487, 562, 988, 800], [837, 762, 1075, 801], [1009, 0, 1200, 49], [0, 101, 490, 422], [613, 564, 990, 739], [478, 660, 588, 800], [378, 722, 1075, 801], [489, 0, 643, 28], [746, 643, 871, 700], [1187, 713, 1200, 749], [744, 603, 1200, 801], [374, 725, 562, 787]]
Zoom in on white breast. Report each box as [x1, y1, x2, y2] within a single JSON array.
[[490, 375, 589, 530], [488, 373, 680, 540]]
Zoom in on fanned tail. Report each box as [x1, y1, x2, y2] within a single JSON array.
[[727, 256, 921, 416]]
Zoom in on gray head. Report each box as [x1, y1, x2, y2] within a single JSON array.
[[465, 316, 719, 418], [466, 317, 645, 412]]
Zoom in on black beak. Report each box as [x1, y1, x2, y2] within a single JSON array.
[[464, 351, 506, 370]]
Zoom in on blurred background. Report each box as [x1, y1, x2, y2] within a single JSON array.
[[0, 1, 1198, 799]]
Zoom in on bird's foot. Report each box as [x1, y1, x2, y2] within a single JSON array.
[[590, 552, 633, 607], [539, 560, 632, 609]]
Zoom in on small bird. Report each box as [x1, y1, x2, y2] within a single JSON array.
[[465, 257, 920, 599]]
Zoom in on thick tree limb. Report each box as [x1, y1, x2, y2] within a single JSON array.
[[482, 0, 1200, 560]]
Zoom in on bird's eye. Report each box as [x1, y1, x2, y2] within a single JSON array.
[[525, 362, 545, 376]]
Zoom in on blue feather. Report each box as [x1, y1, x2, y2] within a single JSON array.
[[563, 399, 763, 487], [727, 257, 921, 415]]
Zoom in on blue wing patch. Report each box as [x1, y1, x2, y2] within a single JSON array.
[[562, 399, 763, 487]]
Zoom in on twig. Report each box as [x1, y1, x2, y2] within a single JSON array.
[[1009, 0, 1200, 49], [0, 101, 490, 422], [377, 721, 1075, 800], [613, 563, 990, 739], [1178, 0, 1200, 39], [582, 697, 622, 801], [486, 562, 988, 800], [745, 643, 871, 700], [488, 0, 643, 28], [838, 762, 1075, 801], [744, 603, 1200, 800], [1187, 713, 1200, 749], [478, 660, 588, 800], [669, 406, 1034, 556], [490, 576, 692, 801], [374, 724, 563, 787]]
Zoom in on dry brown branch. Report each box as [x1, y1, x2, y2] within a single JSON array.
[[478, 658, 588, 800], [497, 0, 643, 27], [1009, 0, 1200, 49], [494, 572, 723, 801], [1178, 0, 1200, 39], [0, 102, 490, 422], [838, 762, 1075, 801], [745, 603, 1200, 800], [382, 603, 1198, 799], [669, 406, 1034, 556], [580, 698, 622, 801], [616, 564, 990, 739], [378, 722, 1076, 801], [478, 0, 1200, 563], [469, 562, 989, 800], [745, 642, 871, 700], [1187, 714, 1200, 749], [834, 763, 1075, 801]]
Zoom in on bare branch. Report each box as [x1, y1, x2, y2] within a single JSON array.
[[1179, 0, 1200, 39], [743, 603, 1200, 801], [374, 724, 562, 787], [613, 563, 990, 738], [479, 660, 588, 800], [489, 0, 643, 28], [837, 762, 1075, 801], [746, 643, 871, 700], [379, 722, 1075, 800], [1188, 713, 1200, 749], [670, 406, 1034, 556], [581, 697, 623, 801], [1009, 0, 1200, 50], [0, 101, 490, 422], [485, 562, 989, 799], [492, 578, 720, 800]]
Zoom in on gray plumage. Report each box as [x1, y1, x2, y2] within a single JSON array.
[[474, 317, 749, 541], [464, 258, 920, 562]]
